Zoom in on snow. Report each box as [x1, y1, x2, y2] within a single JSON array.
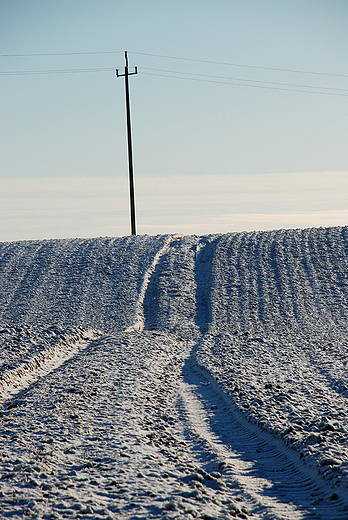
[[0, 227, 348, 519], [197, 227, 348, 487]]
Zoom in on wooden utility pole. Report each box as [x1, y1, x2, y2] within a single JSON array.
[[116, 51, 138, 235]]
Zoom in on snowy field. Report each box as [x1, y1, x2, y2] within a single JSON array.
[[0, 227, 348, 519]]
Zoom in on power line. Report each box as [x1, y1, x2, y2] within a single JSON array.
[[1, 49, 347, 79], [141, 71, 348, 97], [1, 66, 347, 97], [0, 67, 114, 75], [131, 51, 348, 79], [141, 67, 348, 94], [0, 51, 123, 57]]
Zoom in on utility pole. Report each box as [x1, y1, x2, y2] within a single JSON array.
[[116, 51, 138, 235]]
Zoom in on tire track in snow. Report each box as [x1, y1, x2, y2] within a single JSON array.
[[180, 349, 348, 519], [204, 228, 348, 487], [139, 233, 348, 518], [126, 234, 183, 332], [0, 329, 102, 405]]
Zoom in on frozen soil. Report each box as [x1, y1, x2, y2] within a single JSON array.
[[0, 332, 252, 519], [1, 333, 345, 519], [197, 227, 348, 489], [0, 227, 348, 518]]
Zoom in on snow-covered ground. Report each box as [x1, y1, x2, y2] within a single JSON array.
[[0, 227, 347, 519]]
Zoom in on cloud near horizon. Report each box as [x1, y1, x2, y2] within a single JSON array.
[[1, 172, 347, 241]]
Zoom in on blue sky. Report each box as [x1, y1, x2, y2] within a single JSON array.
[[1, 0, 348, 240]]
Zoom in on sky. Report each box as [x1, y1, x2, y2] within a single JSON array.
[[1, 0, 348, 241]]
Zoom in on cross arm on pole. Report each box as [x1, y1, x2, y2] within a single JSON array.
[[116, 66, 138, 77], [116, 51, 138, 77]]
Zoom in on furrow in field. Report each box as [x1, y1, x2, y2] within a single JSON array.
[[199, 227, 348, 489], [0, 235, 171, 333]]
